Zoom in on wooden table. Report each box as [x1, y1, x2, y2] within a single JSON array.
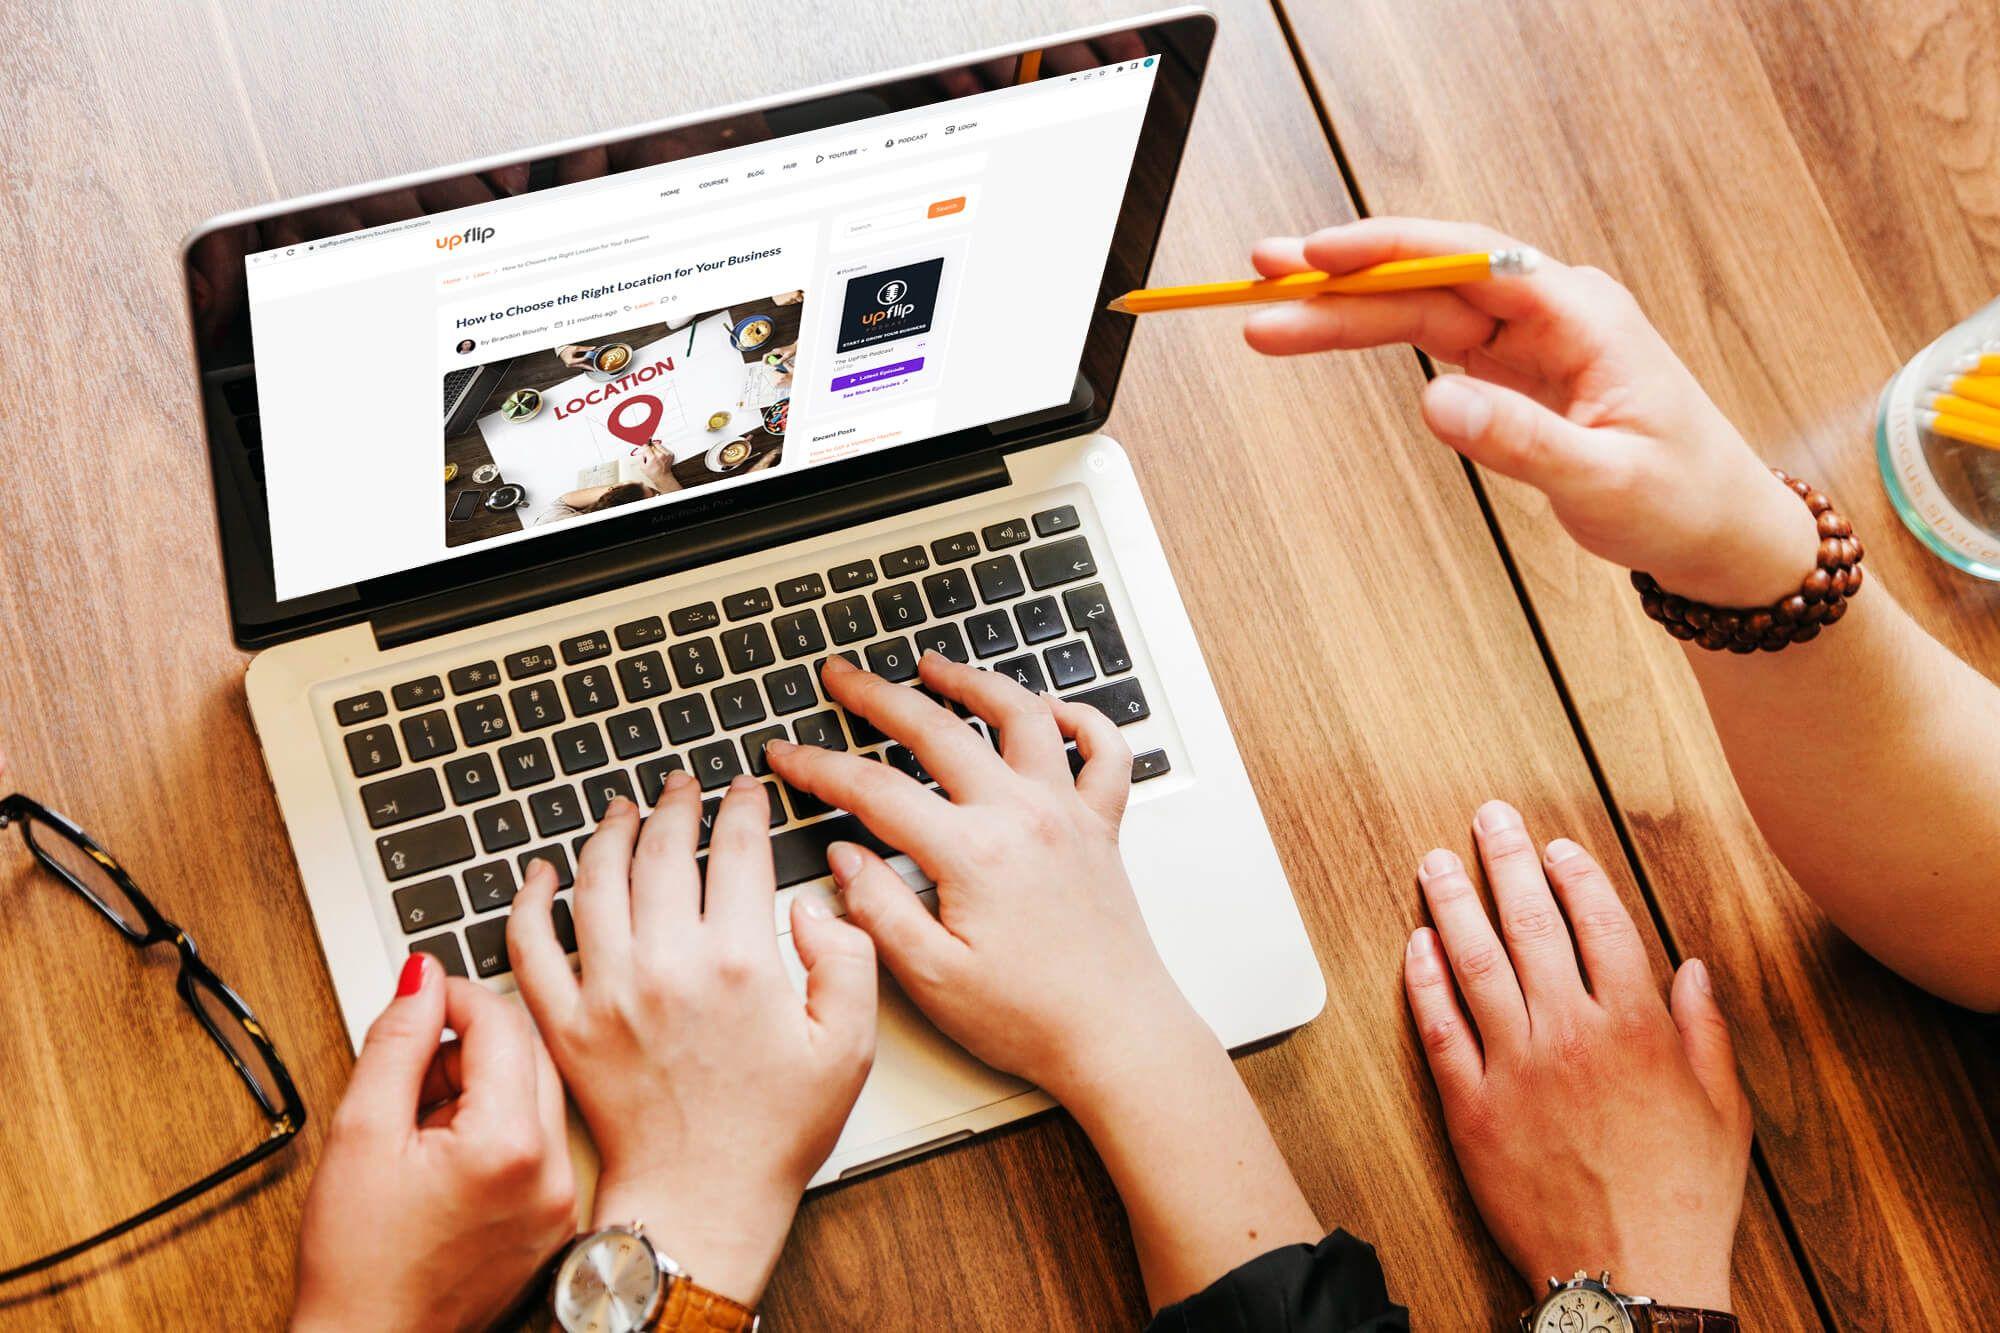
[[0, 1, 1989, 1327]]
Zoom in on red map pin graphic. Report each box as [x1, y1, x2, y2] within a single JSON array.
[[607, 395, 665, 448]]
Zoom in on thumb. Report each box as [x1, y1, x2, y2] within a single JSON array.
[[1421, 374, 1603, 494], [826, 841, 959, 1002], [789, 892, 878, 1058], [339, 953, 448, 1138], [1670, 959, 1750, 1133]]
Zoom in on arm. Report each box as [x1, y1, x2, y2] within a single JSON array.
[[1246, 217, 2000, 1009]]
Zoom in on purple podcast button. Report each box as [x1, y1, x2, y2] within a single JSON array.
[[830, 357, 924, 391]]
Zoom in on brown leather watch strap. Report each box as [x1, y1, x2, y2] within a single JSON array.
[[1632, 1307, 1739, 1332], [655, 1276, 758, 1332]]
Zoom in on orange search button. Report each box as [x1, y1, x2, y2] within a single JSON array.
[[927, 196, 966, 219]]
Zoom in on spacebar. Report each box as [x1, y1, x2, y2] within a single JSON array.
[[769, 815, 901, 889]]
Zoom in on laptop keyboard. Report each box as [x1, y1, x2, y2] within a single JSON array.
[[328, 495, 1168, 982], [441, 365, 480, 416]]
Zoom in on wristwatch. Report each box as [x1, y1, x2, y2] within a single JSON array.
[[549, 1221, 758, 1333], [1521, 1271, 1739, 1332]]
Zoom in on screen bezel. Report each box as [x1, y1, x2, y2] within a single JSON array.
[[181, 10, 1215, 649]]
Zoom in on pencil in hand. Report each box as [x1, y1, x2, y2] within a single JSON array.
[[1106, 248, 1541, 315]]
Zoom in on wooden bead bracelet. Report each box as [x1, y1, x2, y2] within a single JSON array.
[[1632, 469, 1864, 653]]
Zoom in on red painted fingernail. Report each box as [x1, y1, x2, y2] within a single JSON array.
[[396, 953, 428, 997]]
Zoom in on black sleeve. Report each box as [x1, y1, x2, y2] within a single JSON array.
[[1142, 1230, 1409, 1333]]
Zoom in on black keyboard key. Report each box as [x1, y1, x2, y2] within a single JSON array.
[[885, 744, 933, 785], [449, 661, 501, 695], [689, 740, 744, 790], [792, 710, 847, 751], [972, 555, 1025, 603], [723, 588, 773, 621], [399, 710, 457, 761], [334, 691, 386, 726], [443, 753, 499, 805], [378, 816, 474, 881], [921, 569, 976, 618], [616, 650, 671, 702], [781, 780, 831, 820], [345, 725, 400, 777], [636, 755, 686, 805], [982, 518, 1030, 549], [761, 781, 787, 827], [607, 708, 662, 759], [1131, 749, 1172, 783], [742, 725, 789, 776], [822, 595, 876, 646], [1065, 744, 1086, 778], [930, 532, 980, 564], [551, 898, 578, 953], [560, 630, 612, 664], [392, 877, 461, 934], [465, 917, 513, 979], [454, 695, 511, 745], [1065, 677, 1150, 725], [410, 933, 468, 977], [768, 660, 824, 712], [1063, 583, 1132, 674], [509, 682, 565, 732], [1043, 639, 1097, 689], [914, 622, 969, 663], [498, 738, 554, 790], [1033, 504, 1081, 537], [661, 694, 715, 744], [474, 800, 531, 853], [843, 708, 887, 748], [965, 610, 1018, 658], [464, 860, 518, 912], [668, 638, 724, 689], [505, 646, 558, 679], [879, 545, 929, 576], [713, 680, 767, 730], [518, 845, 574, 890], [360, 769, 445, 829], [773, 610, 826, 660], [995, 654, 1048, 694], [582, 769, 637, 819], [864, 638, 919, 682], [529, 785, 585, 837], [1015, 596, 1064, 645], [391, 677, 444, 710], [553, 724, 609, 775], [829, 559, 877, 592], [777, 573, 825, 606], [1023, 536, 1097, 590], [768, 814, 900, 889], [720, 623, 776, 674], [872, 583, 926, 631], [562, 667, 618, 717], [615, 616, 666, 650], [670, 602, 720, 635]]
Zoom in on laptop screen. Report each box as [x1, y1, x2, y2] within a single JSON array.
[[184, 17, 1213, 643]]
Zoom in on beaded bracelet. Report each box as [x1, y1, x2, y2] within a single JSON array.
[[1633, 469, 1864, 652]]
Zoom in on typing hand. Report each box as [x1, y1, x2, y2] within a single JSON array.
[[1245, 218, 1820, 608], [1404, 802, 1751, 1310], [291, 954, 575, 1333], [764, 653, 1207, 1107], [507, 778, 876, 1307]]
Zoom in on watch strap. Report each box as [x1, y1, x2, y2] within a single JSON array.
[[1631, 1306, 1739, 1332], [654, 1275, 758, 1332]]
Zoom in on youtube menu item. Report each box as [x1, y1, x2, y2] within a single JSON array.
[[835, 258, 944, 352]]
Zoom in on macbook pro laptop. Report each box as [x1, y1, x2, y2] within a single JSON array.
[[180, 8, 1323, 1189]]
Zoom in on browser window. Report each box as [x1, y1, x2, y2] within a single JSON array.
[[244, 58, 1160, 601]]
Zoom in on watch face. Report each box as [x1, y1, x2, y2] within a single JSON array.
[[555, 1229, 661, 1333], [1533, 1286, 1628, 1333]]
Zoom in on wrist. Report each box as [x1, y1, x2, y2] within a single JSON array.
[[1655, 465, 1822, 607], [1043, 993, 1225, 1128], [589, 1172, 798, 1308]]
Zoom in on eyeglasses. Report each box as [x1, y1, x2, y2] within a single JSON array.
[[0, 793, 304, 1283]]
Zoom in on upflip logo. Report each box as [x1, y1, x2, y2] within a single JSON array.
[[861, 279, 916, 327], [836, 258, 942, 352], [436, 225, 496, 251]]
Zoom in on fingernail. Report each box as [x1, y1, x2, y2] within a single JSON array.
[[1419, 848, 1458, 878], [1545, 837, 1583, 864], [1689, 958, 1712, 994], [1407, 928, 1435, 959], [1475, 800, 1521, 834], [396, 953, 429, 997], [827, 841, 862, 883], [764, 737, 797, 757], [664, 768, 694, 790], [1424, 375, 1491, 438], [605, 796, 633, 817], [801, 898, 832, 920], [729, 773, 759, 793], [919, 648, 944, 663], [823, 654, 855, 674]]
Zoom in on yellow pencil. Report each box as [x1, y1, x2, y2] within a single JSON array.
[[1948, 351, 2000, 377], [1924, 392, 2000, 430], [1937, 372, 2000, 412], [1105, 248, 1541, 314], [1920, 409, 2000, 453]]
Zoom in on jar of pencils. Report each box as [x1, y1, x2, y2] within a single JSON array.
[[1877, 299, 2000, 580]]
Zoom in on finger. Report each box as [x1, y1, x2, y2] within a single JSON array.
[[508, 858, 580, 1031], [703, 775, 783, 944], [822, 653, 1008, 797], [417, 1039, 465, 1111], [1050, 699, 1131, 825], [1243, 288, 1495, 360], [631, 768, 703, 949], [764, 737, 961, 862], [1540, 837, 1656, 1002], [826, 839, 963, 992], [1416, 847, 1528, 1055], [339, 953, 448, 1137], [1473, 801, 1585, 1009], [1404, 927, 1483, 1094], [789, 892, 879, 1066], [1670, 960, 1750, 1133], [571, 796, 639, 984], [1421, 375, 1623, 499], [436, 977, 540, 1140], [1297, 217, 1551, 322], [913, 652, 1068, 784], [527, 1024, 575, 1222], [1249, 235, 1310, 277]]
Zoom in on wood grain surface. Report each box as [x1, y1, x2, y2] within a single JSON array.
[[1281, 0, 2000, 1326], [5, 0, 1964, 1326]]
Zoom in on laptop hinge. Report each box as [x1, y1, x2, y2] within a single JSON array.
[[371, 452, 1011, 650]]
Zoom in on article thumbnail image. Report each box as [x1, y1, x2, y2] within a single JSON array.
[[441, 292, 802, 547]]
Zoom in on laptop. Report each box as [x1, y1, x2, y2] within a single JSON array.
[[180, 7, 1323, 1189]]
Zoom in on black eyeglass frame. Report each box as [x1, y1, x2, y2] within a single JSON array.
[[0, 793, 306, 1283]]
